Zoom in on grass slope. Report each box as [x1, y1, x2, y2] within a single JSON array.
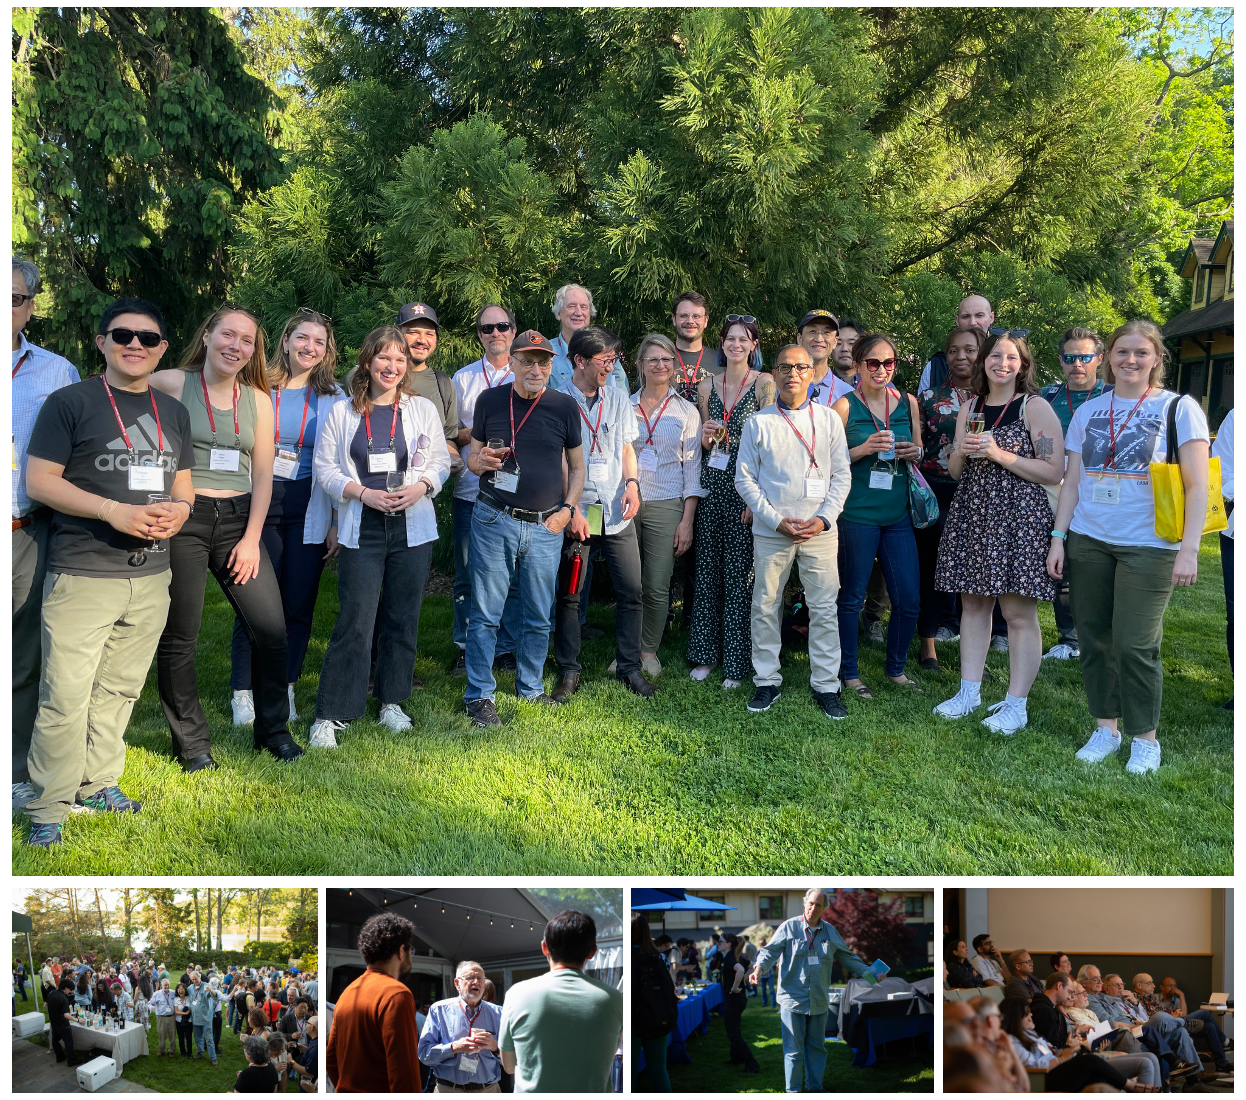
[[639, 997, 932, 1093], [12, 536, 1232, 874]]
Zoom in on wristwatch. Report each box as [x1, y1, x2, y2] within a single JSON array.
[[625, 477, 640, 488]]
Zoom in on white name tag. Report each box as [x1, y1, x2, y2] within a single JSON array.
[[493, 469, 519, 493], [273, 448, 299, 479], [869, 469, 894, 490], [805, 476, 826, 499], [1092, 480, 1121, 505], [589, 459, 609, 483], [459, 1054, 480, 1075], [209, 447, 241, 472], [128, 465, 165, 491], [638, 449, 658, 473], [368, 451, 397, 474], [708, 450, 730, 470], [806, 951, 821, 963]]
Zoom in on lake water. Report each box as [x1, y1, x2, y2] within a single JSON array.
[[129, 927, 285, 953]]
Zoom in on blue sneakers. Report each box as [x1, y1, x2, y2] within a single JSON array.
[[27, 822, 64, 848], [73, 786, 143, 814]]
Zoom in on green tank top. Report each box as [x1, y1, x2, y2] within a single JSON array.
[[842, 388, 912, 526], [181, 371, 258, 492]]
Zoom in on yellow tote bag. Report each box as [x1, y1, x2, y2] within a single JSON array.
[[1150, 394, 1228, 542]]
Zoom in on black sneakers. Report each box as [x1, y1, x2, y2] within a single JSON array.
[[466, 699, 503, 728], [747, 685, 781, 712], [813, 690, 848, 719]]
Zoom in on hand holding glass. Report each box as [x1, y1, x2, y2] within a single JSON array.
[[146, 494, 171, 551]]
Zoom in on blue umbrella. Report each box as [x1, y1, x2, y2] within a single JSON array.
[[631, 889, 737, 911]]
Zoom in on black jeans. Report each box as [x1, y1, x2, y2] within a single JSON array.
[[1222, 532, 1234, 670], [212, 1012, 222, 1050], [1052, 577, 1078, 646], [554, 522, 643, 676], [230, 477, 328, 688], [158, 496, 292, 758], [315, 508, 433, 721], [176, 1021, 193, 1055], [1045, 1051, 1128, 1091], [51, 1023, 73, 1062], [916, 480, 960, 638], [723, 990, 759, 1069]]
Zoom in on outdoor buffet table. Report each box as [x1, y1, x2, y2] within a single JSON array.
[[637, 982, 725, 1071], [67, 1019, 149, 1069]]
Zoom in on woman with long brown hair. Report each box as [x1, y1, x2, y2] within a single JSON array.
[[229, 307, 344, 726], [307, 326, 451, 748], [150, 304, 303, 769]]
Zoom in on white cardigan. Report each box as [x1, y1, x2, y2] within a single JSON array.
[[301, 388, 346, 545], [312, 392, 451, 549]]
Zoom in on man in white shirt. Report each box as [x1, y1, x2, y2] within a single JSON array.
[[1211, 408, 1233, 709], [969, 934, 1009, 986], [449, 305, 521, 675], [799, 310, 854, 407], [735, 345, 852, 720], [12, 258, 81, 810]]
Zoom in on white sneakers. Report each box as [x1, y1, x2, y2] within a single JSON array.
[[1125, 738, 1161, 775], [982, 699, 1027, 735], [1043, 643, 1080, 660], [933, 686, 982, 719], [379, 704, 412, 732], [309, 719, 345, 748], [1075, 727, 1121, 762], [287, 684, 298, 721], [1074, 728, 1161, 774], [231, 689, 255, 726]]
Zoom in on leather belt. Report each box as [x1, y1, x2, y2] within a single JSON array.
[[434, 1079, 496, 1092], [477, 492, 566, 525], [13, 506, 50, 532]]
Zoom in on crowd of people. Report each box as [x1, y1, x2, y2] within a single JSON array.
[[944, 937, 1233, 1091], [327, 907, 622, 1093], [12, 252, 1231, 846], [30, 954, 318, 1091]]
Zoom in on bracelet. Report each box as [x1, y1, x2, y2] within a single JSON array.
[[97, 499, 119, 523], [625, 477, 640, 488], [173, 499, 192, 516], [1050, 529, 1067, 541]]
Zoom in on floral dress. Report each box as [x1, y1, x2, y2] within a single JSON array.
[[935, 396, 1056, 601]]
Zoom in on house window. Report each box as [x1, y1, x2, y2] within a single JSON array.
[[1194, 266, 1207, 305], [904, 896, 924, 918], [758, 896, 784, 921], [698, 896, 726, 921]]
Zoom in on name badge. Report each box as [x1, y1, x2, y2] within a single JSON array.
[[209, 447, 241, 472], [367, 451, 397, 474], [805, 476, 825, 499], [708, 450, 729, 471], [273, 448, 299, 479], [1092, 480, 1121, 505], [493, 469, 519, 493], [459, 1054, 480, 1075], [806, 951, 821, 964], [128, 465, 165, 492], [586, 503, 604, 537], [869, 469, 893, 490], [589, 459, 609, 483], [638, 449, 658, 473]]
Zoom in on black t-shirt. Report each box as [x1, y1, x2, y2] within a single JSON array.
[[27, 376, 195, 578], [719, 950, 745, 997], [349, 404, 409, 491], [1028, 992, 1070, 1050], [47, 989, 70, 1028], [472, 383, 581, 512], [235, 1062, 281, 1093], [673, 347, 721, 402]]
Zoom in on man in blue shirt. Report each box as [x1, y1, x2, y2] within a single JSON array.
[[418, 960, 504, 1092], [748, 888, 876, 1093], [546, 283, 630, 395]]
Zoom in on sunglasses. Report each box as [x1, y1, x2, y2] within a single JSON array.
[[726, 314, 757, 325], [1061, 353, 1097, 365], [107, 327, 164, 348], [295, 306, 333, 324], [13, 293, 34, 307], [862, 357, 898, 371], [478, 322, 514, 335]]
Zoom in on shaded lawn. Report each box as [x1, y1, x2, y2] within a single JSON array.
[[637, 997, 932, 1093], [12, 536, 1232, 874]]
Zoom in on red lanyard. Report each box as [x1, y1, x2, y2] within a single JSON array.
[[856, 383, 895, 433], [364, 401, 399, 452], [12, 351, 31, 379], [201, 372, 239, 446], [101, 375, 163, 453], [777, 402, 818, 469], [483, 359, 512, 388], [1062, 384, 1075, 421], [274, 385, 312, 449], [976, 393, 1018, 430], [803, 923, 820, 952], [719, 370, 754, 441], [678, 347, 704, 389], [1105, 387, 1150, 472], [459, 1000, 482, 1028], [578, 398, 604, 454], [509, 385, 545, 456], [638, 392, 673, 446]]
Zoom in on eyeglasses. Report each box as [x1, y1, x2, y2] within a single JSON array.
[[862, 357, 898, 371], [1061, 353, 1097, 365], [588, 354, 618, 369], [107, 327, 164, 348], [774, 363, 814, 375], [479, 321, 514, 335], [12, 293, 34, 307], [726, 314, 757, 325], [640, 356, 676, 367]]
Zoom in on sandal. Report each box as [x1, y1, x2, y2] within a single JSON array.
[[888, 677, 924, 693], [846, 681, 874, 700]]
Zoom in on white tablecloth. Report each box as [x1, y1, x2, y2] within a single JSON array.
[[67, 1020, 150, 1068]]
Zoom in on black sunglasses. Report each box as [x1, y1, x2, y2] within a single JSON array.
[[12, 293, 34, 307], [107, 327, 164, 348], [726, 314, 757, 325], [479, 321, 514, 335]]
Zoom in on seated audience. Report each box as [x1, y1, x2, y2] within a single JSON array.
[[969, 934, 1009, 986], [966, 996, 1029, 1092], [945, 940, 985, 988], [999, 996, 1142, 1091], [1003, 952, 1043, 1001], [1133, 972, 1230, 1074]]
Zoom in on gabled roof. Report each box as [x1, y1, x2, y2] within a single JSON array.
[[1210, 219, 1234, 265], [1162, 295, 1234, 341], [1178, 238, 1217, 279]]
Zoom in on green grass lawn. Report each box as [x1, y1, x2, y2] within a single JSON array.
[[637, 996, 932, 1093], [20, 1000, 303, 1093], [12, 535, 1232, 874]]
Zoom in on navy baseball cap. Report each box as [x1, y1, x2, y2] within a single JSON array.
[[510, 329, 556, 356], [397, 302, 440, 328], [798, 309, 839, 332]]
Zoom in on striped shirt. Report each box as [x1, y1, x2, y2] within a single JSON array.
[[12, 333, 81, 516], [629, 389, 705, 503]]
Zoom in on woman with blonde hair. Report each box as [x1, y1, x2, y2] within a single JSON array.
[[1047, 319, 1211, 774], [229, 307, 344, 726], [629, 333, 705, 676], [307, 326, 451, 748], [150, 304, 302, 768]]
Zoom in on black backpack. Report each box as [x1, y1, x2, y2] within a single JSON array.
[[632, 953, 680, 1040]]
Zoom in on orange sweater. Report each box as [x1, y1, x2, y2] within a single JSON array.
[[327, 969, 421, 1093]]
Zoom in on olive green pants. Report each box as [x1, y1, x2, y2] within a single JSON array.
[[634, 497, 686, 652]]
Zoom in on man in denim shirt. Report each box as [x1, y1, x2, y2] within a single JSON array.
[[418, 961, 503, 1092], [747, 888, 875, 1093], [188, 970, 221, 1065], [1081, 966, 1203, 1079]]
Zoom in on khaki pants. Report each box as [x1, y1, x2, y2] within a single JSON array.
[[751, 527, 842, 693], [13, 512, 52, 781], [634, 497, 685, 652], [26, 571, 171, 824], [433, 1082, 501, 1094], [156, 1014, 176, 1053]]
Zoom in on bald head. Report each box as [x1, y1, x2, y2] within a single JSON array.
[[945, 1000, 975, 1025], [957, 295, 993, 330]]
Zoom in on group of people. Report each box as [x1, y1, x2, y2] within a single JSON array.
[[13, 252, 1231, 846], [34, 954, 317, 1090], [327, 907, 622, 1093], [945, 938, 1232, 1091]]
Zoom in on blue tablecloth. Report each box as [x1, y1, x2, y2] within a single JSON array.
[[637, 984, 725, 1071], [850, 1013, 934, 1067]]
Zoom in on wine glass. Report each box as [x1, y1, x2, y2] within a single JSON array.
[[385, 470, 405, 515], [966, 414, 986, 458], [487, 437, 511, 484], [146, 493, 171, 552]]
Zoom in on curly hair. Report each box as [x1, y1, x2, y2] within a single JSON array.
[[356, 911, 414, 966]]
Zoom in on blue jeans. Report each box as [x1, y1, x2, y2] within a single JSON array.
[[1144, 1011, 1199, 1065], [465, 501, 563, 701], [836, 516, 920, 679], [453, 497, 519, 654], [193, 1022, 215, 1060], [778, 1007, 827, 1093], [1183, 1008, 1228, 1064], [760, 973, 774, 1007]]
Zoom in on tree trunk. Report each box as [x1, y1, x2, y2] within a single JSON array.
[[205, 889, 212, 954], [93, 889, 111, 966], [122, 889, 134, 955], [256, 893, 263, 945], [67, 890, 85, 956], [192, 888, 202, 953]]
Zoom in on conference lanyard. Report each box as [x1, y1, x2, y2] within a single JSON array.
[[638, 392, 674, 447], [509, 385, 545, 454], [459, 999, 482, 1028], [578, 398, 604, 455], [976, 394, 1018, 431], [482, 360, 512, 388], [803, 923, 820, 953], [12, 350, 31, 379], [101, 375, 164, 454], [777, 402, 818, 470], [274, 385, 312, 449], [1104, 387, 1150, 473], [364, 402, 399, 453], [855, 383, 895, 435], [201, 371, 240, 448], [678, 347, 704, 390], [719, 370, 755, 443]]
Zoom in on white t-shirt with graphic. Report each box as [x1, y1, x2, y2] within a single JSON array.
[[1065, 389, 1210, 550]]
